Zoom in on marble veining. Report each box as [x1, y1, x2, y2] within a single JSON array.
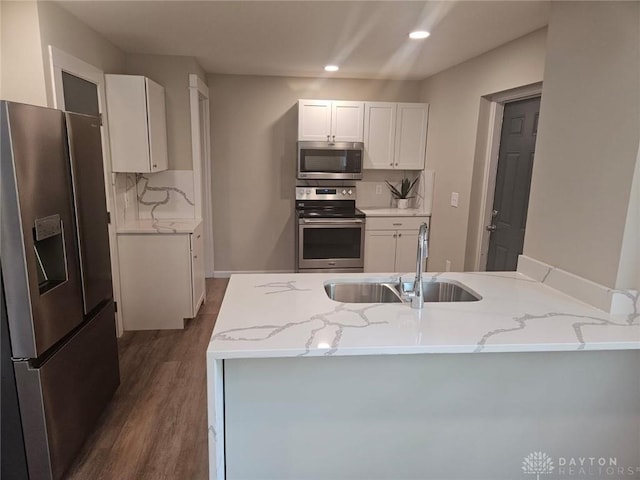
[[474, 311, 639, 353], [207, 271, 640, 480], [137, 174, 195, 233], [540, 266, 553, 283], [517, 254, 638, 315], [255, 281, 311, 294], [208, 272, 640, 361], [211, 301, 388, 357]]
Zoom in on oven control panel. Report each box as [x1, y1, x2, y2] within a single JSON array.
[[296, 186, 356, 200]]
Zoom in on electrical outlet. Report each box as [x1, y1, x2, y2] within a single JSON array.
[[375, 184, 383, 195], [445, 260, 451, 272], [450, 192, 459, 208]]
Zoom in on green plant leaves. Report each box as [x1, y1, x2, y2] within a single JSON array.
[[386, 177, 419, 199]]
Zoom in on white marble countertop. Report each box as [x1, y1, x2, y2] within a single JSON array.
[[117, 218, 202, 234], [359, 207, 431, 217], [207, 272, 640, 359]]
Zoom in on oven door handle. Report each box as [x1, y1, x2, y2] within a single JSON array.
[[301, 218, 364, 225]]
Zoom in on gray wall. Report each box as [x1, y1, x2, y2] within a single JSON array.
[[125, 54, 207, 170], [419, 29, 547, 272], [523, 2, 640, 288], [209, 74, 422, 273], [225, 351, 640, 479]]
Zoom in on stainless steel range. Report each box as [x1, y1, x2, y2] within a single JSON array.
[[295, 186, 365, 273]]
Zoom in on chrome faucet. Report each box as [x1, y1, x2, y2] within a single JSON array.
[[402, 222, 429, 309]]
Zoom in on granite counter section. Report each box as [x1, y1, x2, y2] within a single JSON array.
[[117, 218, 202, 234], [207, 271, 640, 359], [359, 207, 431, 217]]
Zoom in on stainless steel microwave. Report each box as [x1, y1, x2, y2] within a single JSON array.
[[297, 141, 364, 180]]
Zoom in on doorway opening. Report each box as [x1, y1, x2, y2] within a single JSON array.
[[467, 82, 542, 272], [189, 74, 214, 277], [486, 96, 540, 271]]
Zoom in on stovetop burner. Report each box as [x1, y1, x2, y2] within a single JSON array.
[[295, 185, 363, 219]]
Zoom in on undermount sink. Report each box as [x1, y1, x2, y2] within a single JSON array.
[[400, 280, 481, 303], [324, 282, 403, 303], [324, 279, 481, 303]]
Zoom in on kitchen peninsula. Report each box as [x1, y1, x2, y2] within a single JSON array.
[[206, 271, 640, 480]]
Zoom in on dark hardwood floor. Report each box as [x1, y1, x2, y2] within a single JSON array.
[[66, 278, 228, 480]]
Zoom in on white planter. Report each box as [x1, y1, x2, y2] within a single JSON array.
[[397, 199, 409, 209]]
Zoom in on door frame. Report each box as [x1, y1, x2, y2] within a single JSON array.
[[473, 82, 542, 271], [189, 74, 214, 277], [48, 46, 124, 336]]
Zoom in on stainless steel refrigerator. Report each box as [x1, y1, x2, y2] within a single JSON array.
[[1, 101, 120, 480]]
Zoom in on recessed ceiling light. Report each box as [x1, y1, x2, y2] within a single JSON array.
[[324, 65, 339, 72], [409, 30, 431, 40]]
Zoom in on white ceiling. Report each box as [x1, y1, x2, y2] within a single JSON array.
[[57, 1, 550, 80]]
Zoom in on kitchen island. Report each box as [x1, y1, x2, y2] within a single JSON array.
[[207, 272, 640, 480]]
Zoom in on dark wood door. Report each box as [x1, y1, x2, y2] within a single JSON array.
[[486, 96, 540, 271]]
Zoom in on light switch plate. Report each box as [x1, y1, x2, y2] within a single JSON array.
[[450, 192, 459, 207]]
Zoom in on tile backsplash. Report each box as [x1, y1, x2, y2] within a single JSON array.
[[115, 170, 196, 223]]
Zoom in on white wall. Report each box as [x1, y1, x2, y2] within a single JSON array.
[[125, 54, 207, 171], [419, 29, 547, 272], [0, 1, 48, 105], [523, 2, 640, 289], [209, 74, 422, 273], [616, 142, 640, 290], [36, 1, 126, 107]]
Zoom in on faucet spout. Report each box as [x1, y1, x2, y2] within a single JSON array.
[[410, 222, 429, 309]]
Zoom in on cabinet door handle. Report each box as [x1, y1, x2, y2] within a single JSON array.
[[197, 234, 201, 239], [392, 234, 396, 238], [193, 255, 198, 259], [395, 163, 398, 166], [398, 233, 402, 237], [389, 163, 393, 166], [332, 135, 335, 142], [326, 135, 330, 141]]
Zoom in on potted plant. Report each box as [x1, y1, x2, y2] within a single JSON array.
[[386, 177, 419, 209]]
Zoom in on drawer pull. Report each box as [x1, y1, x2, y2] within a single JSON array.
[[193, 255, 198, 259], [197, 234, 201, 239], [392, 223, 402, 226]]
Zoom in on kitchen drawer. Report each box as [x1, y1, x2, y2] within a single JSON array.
[[365, 216, 429, 231]]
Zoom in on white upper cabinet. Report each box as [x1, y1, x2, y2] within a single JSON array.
[[363, 102, 397, 169], [394, 103, 429, 170], [330, 101, 364, 142], [363, 102, 429, 170], [298, 99, 364, 142], [106, 75, 168, 173]]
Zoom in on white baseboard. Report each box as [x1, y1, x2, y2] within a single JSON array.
[[211, 270, 295, 278], [517, 255, 638, 315]]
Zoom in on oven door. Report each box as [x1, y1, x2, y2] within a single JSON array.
[[297, 218, 364, 270], [297, 142, 363, 180]]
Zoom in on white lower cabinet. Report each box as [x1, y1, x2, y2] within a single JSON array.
[[364, 216, 430, 273], [117, 223, 205, 330]]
